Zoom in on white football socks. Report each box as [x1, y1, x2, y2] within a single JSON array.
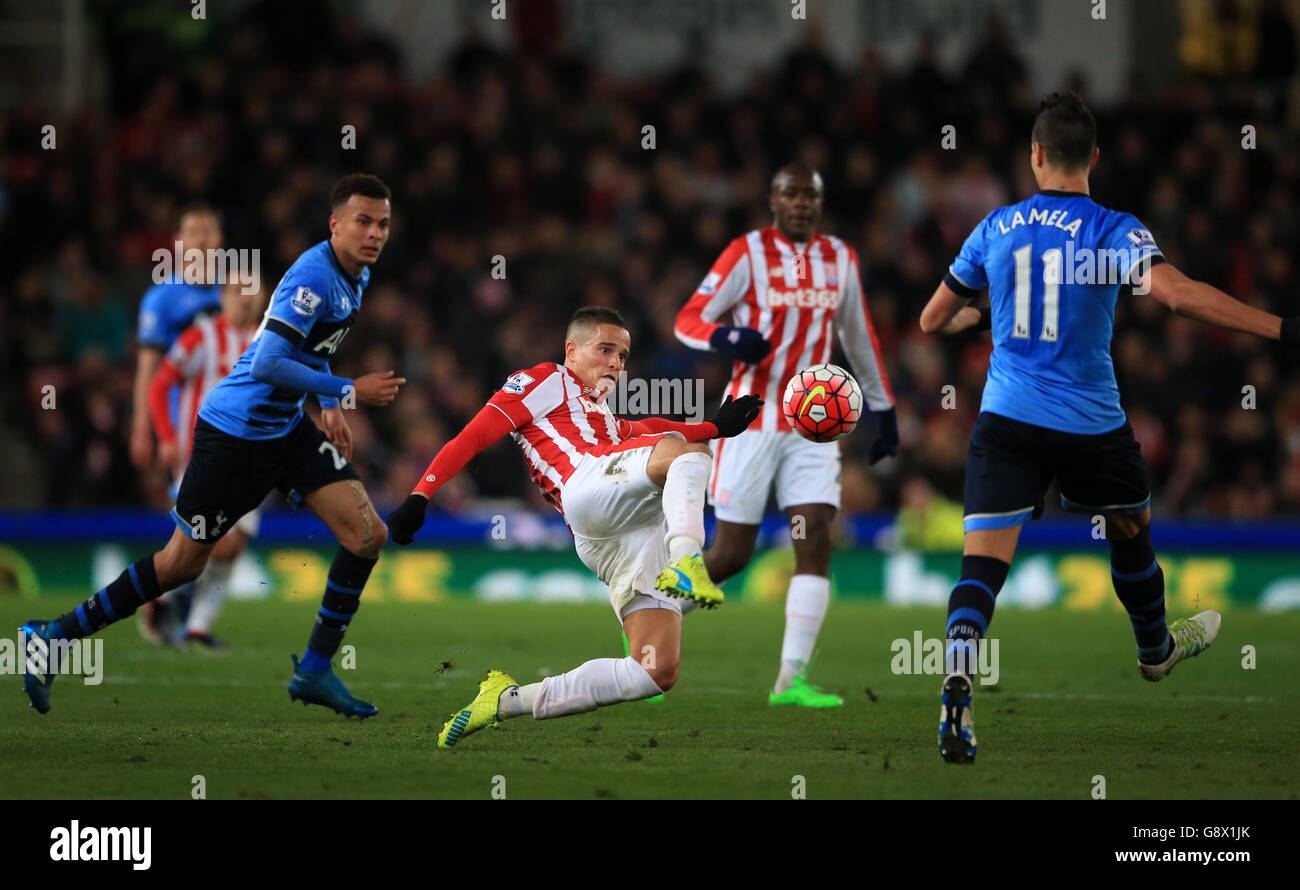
[[186, 557, 233, 636], [776, 574, 831, 693], [662, 452, 710, 561], [497, 682, 540, 719], [516, 656, 663, 720]]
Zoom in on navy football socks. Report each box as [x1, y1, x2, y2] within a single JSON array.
[[1109, 525, 1172, 663], [945, 554, 1010, 675], [300, 547, 377, 672], [51, 557, 162, 640]]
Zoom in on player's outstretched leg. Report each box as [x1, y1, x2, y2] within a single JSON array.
[[438, 609, 676, 748], [621, 631, 663, 703], [289, 480, 386, 718], [1138, 610, 1221, 681], [649, 442, 724, 608], [1105, 514, 1221, 680], [20, 528, 210, 714]]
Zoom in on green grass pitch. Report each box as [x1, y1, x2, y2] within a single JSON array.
[[1, 597, 1296, 799]]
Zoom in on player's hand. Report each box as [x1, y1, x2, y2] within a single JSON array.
[[868, 407, 899, 464], [352, 370, 406, 407], [320, 407, 353, 462], [157, 439, 180, 474], [386, 493, 429, 545], [129, 426, 154, 468], [710, 326, 772, 364], [709, 394, 764, 438]]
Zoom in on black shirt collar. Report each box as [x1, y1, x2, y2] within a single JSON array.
[[325, 241, 362, 287], [1038, 189, 1089, 198]]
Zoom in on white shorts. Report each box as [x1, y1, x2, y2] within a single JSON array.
[[708, 428, 841, 525], [562, 435, 683, 622]]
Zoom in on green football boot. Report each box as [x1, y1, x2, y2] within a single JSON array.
[[768, 672, 844, 708]]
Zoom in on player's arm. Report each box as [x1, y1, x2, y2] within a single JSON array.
[[920, 282, 988, 335], [146, 357, 184, 469], [837, 252, 898, 463], [388, 367, 566, 544], [130, 347, 163, 467], [250, 329, 355, 398], [130, 289, 170, 468], [251, 284, 402, 405], [317, 364, 341, 411], [1143, 262, 1291, 340], [674, 239, 770, 363], [922, 217, 993, 337], [386, 403, 517, 545], [146, 324, 203, 471], [619, 394, 764, 441]]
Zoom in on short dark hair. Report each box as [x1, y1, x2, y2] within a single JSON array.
[[1031, 92, 1096, 172], [566, 306, 627, 343], [771, 161, 823, 193], [176, 202, 219, 232], [329, 173, 391, 211]]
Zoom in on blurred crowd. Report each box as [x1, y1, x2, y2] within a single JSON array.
[[3, 0, 1300, 520]]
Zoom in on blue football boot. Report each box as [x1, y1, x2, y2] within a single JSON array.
[[288, 654, 377, 719], [20, 620, 56, 715]]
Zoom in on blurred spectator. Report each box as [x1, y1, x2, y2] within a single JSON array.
[[1, 3, 1299, 520]]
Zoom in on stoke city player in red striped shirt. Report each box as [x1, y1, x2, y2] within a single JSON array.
[[144, 277, 264, 648], [386, 307, 761, 748], [675, 162, 897, 708]]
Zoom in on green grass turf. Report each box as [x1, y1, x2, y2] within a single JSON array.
[[0, 597, 1296, 799]]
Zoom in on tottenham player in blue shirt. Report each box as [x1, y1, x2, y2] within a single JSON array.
[[21, 174, 406, 718], [920, 94, 1300, 763], [130, 204, 224, 471], [129, 204, 224, 644]]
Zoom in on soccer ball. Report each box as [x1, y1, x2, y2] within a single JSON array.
[[782, 363, 863, 442]]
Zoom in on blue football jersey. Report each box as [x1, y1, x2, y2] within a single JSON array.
[[137, 281, 223, 350], [199, 240, 367, 439], [946, 191, 1162, 434]]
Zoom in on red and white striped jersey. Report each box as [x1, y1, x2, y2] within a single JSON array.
[[487, 363, 652, 512], [157, 315, 255, 462], [675, 226, 893, 432]]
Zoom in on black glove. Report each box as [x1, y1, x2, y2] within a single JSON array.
[[1282, 317, 1300, 341], [971, 306, 992, 332], [710, 326, 773, 363], [709, 394, 764, 438], [386, 494, 429, 545], [867, 407, 899, 464]]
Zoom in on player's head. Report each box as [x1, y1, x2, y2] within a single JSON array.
[[328, 173, 391, 273], [769, 162, 824, 243], [176, 203, 222, 254], [564, 306, 630, 396], [220, 274, 266, 328], [1030, 92, 1099, 184]]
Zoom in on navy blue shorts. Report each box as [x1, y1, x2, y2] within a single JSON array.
[[963, 411, 1150, 532], [173, 415, 359, 543]]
